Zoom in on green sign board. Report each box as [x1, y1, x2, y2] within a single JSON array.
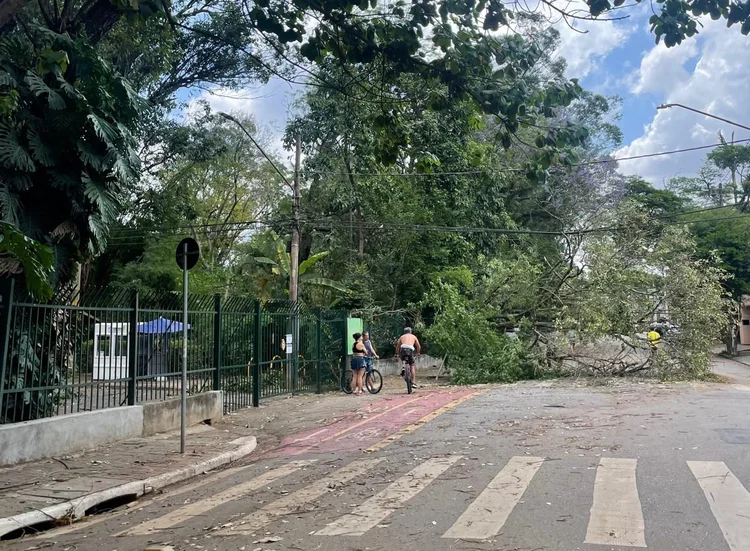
[[347, 317, 363, 353]]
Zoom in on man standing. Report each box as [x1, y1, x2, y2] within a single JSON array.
[[395, 327, 421, 388]]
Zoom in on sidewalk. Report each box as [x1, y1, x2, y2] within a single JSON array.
[[711, 348, 750, 385], [0, 377, 455, 538], [0, 420, 258, 538]]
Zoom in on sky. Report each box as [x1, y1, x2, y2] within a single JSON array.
[[182, 5, 750, 186]]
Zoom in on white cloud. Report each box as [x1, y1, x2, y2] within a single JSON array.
[[554, 17, 633, 78], [630, 40, 698, 95], [183, 79, 300, 159], [617, 19, 750, 185]]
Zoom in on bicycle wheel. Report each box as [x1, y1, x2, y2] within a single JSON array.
[[403, 364, 413, 394], [341, 369, 354, 394], [366, 369, 383, 394]]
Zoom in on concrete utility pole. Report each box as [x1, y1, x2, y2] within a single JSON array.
[[289, 135, 301, 302], [657, 104, 750, 132]]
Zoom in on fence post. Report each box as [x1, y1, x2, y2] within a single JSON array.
[[213, 293, 222, 391], [291, 303, 299, 395], [315, 307, 322, 394], [0, 279, 15, 414], [252, 300, 261, 407], [127, 289, 139, 406], [340, 309, 348, 390]]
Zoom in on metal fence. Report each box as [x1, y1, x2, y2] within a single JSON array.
[[0, 280, 348, 424], [356, 310, 409, 358]]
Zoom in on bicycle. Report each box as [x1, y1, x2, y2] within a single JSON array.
[[400, 355, 415, 394], [342, 359, 382, 395]]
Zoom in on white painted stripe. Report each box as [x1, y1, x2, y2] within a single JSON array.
[[585, 457, 646, 548], [217, 458, 384, 535], [317, 455, 462, 536], [442, 456, 543, 540], [688, 461, 750, 551], [121, 461, 314, 536], [37, 462, 274, 539]]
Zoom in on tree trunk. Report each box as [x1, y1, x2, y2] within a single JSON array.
[[0, 0, 27, 29], [725, 311, 738, 357]]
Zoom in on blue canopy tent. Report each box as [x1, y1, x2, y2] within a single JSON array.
[[138, 317, 191, 334], [136, 317, 191, 377]]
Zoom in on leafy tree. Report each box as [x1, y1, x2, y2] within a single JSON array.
[[707, 135, 750, 204], [99, 112, 287, 295], [241, 231, 348, 302], [625, 177, 687, 217], [0, 28, 144, 286], [669, 139, 750, 207], [0, 222, 53, 299], [556, 204, 727, 377]]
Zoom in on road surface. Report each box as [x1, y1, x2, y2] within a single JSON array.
[[13, 378, 750, 551]]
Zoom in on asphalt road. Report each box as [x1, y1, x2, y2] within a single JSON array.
[[13, 377, 750, 551]]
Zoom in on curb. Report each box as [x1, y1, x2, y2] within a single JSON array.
[[0, 436, 257, 539]]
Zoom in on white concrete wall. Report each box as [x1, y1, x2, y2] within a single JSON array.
[[0, 407, 143, 466], [370, 354, 443, 376], [0, 391, 224, 466]]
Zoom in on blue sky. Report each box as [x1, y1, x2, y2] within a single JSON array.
[[188, 5, 750, 186]]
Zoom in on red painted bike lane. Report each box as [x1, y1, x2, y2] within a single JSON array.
[[263, 387, 480, 458]]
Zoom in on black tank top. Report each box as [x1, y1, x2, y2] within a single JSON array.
[[352, 342, 361, 354]]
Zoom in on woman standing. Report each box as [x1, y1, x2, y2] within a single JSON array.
[[363, 331, 379, 372], [351, 333, 367, 395]]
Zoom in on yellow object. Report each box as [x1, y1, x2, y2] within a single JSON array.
[[647, 330, 661, 348]]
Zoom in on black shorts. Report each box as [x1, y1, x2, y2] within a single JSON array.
[[400, 350, 415, 366]]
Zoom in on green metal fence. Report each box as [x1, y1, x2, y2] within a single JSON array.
[[0, 280, 348, 424]]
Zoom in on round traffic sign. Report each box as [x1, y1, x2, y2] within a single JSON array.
[[176, 237, 200, 270]]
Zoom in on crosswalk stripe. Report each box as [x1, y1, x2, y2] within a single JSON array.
[[442, 456, 543, 540], [317, 455, 462, 536], [585, 457, 646, 548], [216, 458, 384, 535], [119, 460, 314, 536], [36, 461, 277, 539], [688, 461, 750, 551]]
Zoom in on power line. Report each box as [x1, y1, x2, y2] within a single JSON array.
[[304, 138, 750, 178], [107, 202, 748, 242], [106, 209, 750, 245]]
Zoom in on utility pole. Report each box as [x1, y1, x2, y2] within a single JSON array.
[[290, 135, 301, 302]]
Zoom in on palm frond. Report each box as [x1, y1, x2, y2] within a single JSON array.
[[7, 173, 32, 191], [0, 222, 54, 299], [88, 113, 120, 148], [53, 67, 82, 99], [27, 126, 55, 167], [0, 70, 17, 88], [82, 172, 120, 222], [0, 123, 35, 172], [276, 238, 290, 276], [24, 71, 65, 110], [0, 182, 21, 226], [77, 141, 108, 172], [253, 256, 278, 266], [299, 251, 330, 276], [299, 276, 349, 294]]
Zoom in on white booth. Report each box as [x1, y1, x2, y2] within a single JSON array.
[[93, 317, 189, 380]]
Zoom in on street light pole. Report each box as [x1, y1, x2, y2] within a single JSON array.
[[657, 103, 750, 132]]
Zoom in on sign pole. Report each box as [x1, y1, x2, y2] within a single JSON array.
[[175, 236, 199, 455], [181, 241, 188, 454]]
